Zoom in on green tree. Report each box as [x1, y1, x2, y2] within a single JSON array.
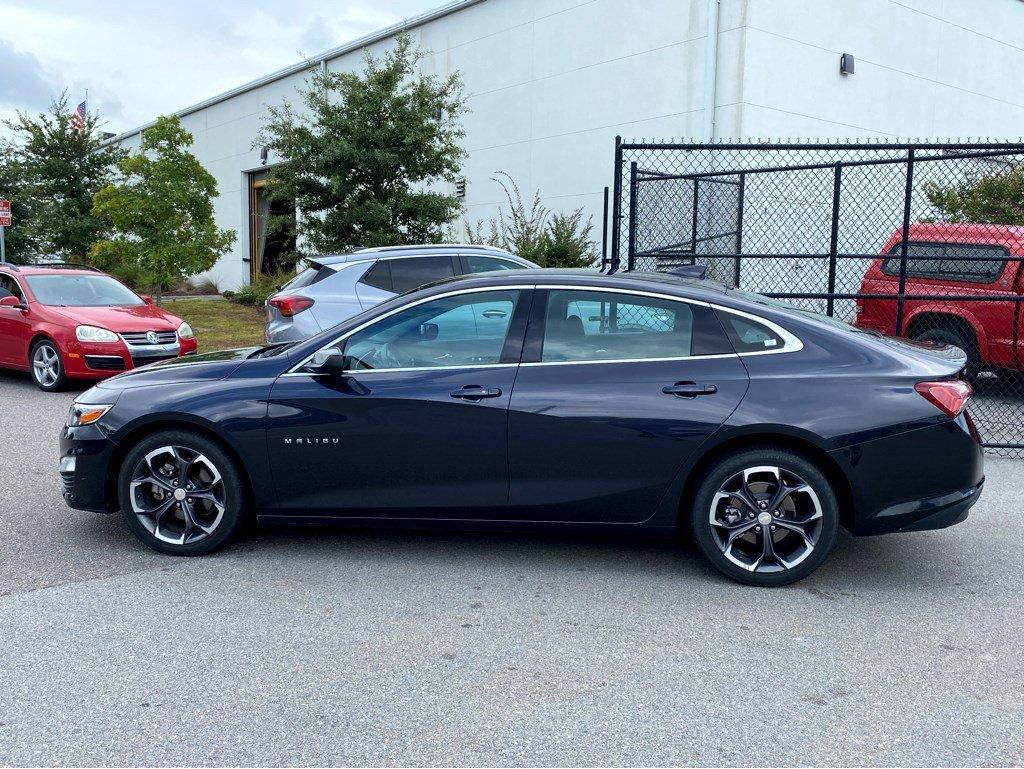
[[924, 164, 1024, 225], [90, 116, 236, 302], [464, 173, 597, 268], [0, 143, 38, 263], [257, 34, 466, 261], [3, 92, 125, 261]]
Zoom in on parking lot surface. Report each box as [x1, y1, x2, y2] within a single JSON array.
[[1, 369, 1022, 767]]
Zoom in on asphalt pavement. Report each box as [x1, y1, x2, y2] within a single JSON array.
[[1, 368, 1022, 767]]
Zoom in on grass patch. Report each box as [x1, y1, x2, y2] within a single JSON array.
[[165, 299, 266, 352]]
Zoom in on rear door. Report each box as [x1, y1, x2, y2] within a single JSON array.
[[355, 255, 458, 309], [505, 287, 749, 524]]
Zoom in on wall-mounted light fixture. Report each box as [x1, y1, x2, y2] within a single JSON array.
[[260, 146, 269, 165], [840, 53, 855, 75], [455, 177, 467, 198]]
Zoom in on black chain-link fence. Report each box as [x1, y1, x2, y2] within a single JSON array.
[[609, 140, 1024, 456]]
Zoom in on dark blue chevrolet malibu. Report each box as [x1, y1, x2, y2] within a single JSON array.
[[60, 270, 983, 586]]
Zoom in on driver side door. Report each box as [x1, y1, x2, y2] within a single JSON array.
[[266, 287, 532, 519]]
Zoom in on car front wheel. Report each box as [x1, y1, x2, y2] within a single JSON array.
[[690, 447, 839, 586], [30, 338, 66, 391], [117, 430, 247, 556]]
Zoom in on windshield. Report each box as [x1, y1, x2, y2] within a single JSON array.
[[25, 274, 143, 307]]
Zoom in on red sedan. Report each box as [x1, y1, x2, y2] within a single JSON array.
[[0, 263, 198, 391]]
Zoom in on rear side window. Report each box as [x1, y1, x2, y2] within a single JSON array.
[[720, 314, 784, 353], [463, 255, 520, 273], [388, 256, 456, 293], [282, 265, 332, 291], [540, 289, 731, 363], [359, 260, 392, 292], [881, 243, 1007, 284]]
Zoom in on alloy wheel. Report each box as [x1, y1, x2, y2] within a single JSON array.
[[32, 344, 60, 387], [128, 446, 226, 545], [709, 465, 823, 574]]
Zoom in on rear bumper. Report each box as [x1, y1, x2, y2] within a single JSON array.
[[831, 414, 984, 536]]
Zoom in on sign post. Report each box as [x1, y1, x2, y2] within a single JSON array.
[[0, 199, 10, 264]]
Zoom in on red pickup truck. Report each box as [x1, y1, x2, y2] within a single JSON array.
[[855, 223, 1024, 379]]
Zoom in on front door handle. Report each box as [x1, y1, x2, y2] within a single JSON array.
[[481, 309, 507, 319], [662, 381, 718, 398], [450, 385, 503, 401]]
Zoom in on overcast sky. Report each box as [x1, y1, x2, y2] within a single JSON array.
[[1, 0, 440, 135]]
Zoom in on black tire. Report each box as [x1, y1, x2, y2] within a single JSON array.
[[29, 338, 66, 392], [117, 429, 247, 556], [689, 447, 839, 587], [913, 326, 980, 381]]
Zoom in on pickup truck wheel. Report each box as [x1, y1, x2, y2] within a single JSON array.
[[913, 326, 980, 381]]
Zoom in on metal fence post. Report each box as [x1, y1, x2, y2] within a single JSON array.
[[733, 172, 746, 288], [627, 161, 639, 270], [690, 179, 700, 258], [601, 186, 609, 271], [826, 164, 842, 317], [895, 148, 915, 335], [610, 136, 623, 272]]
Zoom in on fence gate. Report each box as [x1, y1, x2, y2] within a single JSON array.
[[610, 139, 1024, 456]]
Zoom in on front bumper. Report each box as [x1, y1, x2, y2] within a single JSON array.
[[59, 421, 117, 513], [63, 336, 198, 379]]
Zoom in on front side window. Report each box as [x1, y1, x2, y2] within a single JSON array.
[[540, 289, 731, 363], [0, 274, 24, 301], [24, 274, 142, 307], [341, 290, 520, 371], [388, 256, 456, 293]]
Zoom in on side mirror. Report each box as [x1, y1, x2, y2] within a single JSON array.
[[140, 294, 154, 305], [420, 322, 439, 341], [0, 296, 24, 310], [308, 346, 346, 376]]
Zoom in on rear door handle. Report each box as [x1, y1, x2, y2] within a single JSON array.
[[662, 381, 718, 398], [450, 385, 503, 400]]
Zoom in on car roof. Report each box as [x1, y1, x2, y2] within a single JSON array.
[[310, 244, 521, 267], [417, 268, 733, 303], [0, 263, 104, 277], [884, 223, 1024, 248]]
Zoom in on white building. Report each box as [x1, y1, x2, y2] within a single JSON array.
[[109, 0, 1024, 290]]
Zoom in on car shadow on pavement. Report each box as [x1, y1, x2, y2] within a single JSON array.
[[207, 518, 966, 592]]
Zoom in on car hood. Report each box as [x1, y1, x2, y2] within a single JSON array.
[[94, 347, 259, 390], [49, 303, 182, 332]]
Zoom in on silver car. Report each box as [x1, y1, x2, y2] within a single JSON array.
[[264, 244, 539, 343]]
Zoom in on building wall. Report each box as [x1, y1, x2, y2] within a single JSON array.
[[112, 0, 1024, 289]]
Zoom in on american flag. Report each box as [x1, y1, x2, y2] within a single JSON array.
[[70, 101, 86, 133]]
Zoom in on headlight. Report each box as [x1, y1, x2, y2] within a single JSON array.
[[76, 325, 119, 343], [177, 321, 195, 340], [67, 403, 113, 427]]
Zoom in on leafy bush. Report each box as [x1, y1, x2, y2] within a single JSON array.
[[465, 172, 597, 268], [924, 164, 1024, 225], [230, 271, 291, 306]]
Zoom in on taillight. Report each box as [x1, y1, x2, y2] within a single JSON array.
[[269, 295, 315, 318], [915, 380, 972, 418]]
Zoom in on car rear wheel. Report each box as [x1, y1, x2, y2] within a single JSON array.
[[913, 326, 980, 381], [690, 447, 839, 587], [118, 430, 247, 556], [30, 339, 66, 391]]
